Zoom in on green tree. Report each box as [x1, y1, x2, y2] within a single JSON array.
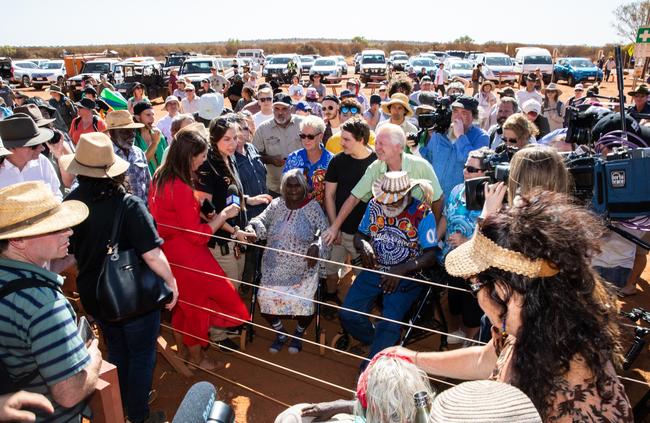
[[0, 46, 17, 57], [225, 38, 240, 55], [452, 35, 475, 47], [612, 0, 650, 43]]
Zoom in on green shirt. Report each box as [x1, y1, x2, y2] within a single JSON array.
[[134, 130, 169, 175], [351, 153, 443, 203]]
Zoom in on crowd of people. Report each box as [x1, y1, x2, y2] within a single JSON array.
[[0, 54, 645, 422]]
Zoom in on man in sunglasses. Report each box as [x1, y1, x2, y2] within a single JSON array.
[[321, 95, 341, 143], [325, 98, 376, 154], [253, 87, 274, 128], [180, 83, 200, 114]]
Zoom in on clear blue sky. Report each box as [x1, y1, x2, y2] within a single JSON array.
[[1, 0, 628, 47]]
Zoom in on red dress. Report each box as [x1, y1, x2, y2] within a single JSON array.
[[148, 178, 250, 347]]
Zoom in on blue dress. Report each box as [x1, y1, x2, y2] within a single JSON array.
[[283, 146, 333, 205]]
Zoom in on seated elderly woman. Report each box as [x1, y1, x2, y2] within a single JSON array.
[[493, 112, 538, 150], [385, 190, 633, 421], [283, 115, 333, 206], [274, 352, 434, 423], [243, 169, 330, 353]]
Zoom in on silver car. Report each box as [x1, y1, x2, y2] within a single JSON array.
[[11, 60, 40, 87]]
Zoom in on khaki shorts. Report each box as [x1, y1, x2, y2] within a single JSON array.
[[210, 241, 245, 288], [324, 232, 360, 277]]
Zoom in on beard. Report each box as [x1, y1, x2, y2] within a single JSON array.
[[380, 196, 409, 218]]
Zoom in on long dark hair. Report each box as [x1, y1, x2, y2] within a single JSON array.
[[476, 190, 621, 419], [153, 128, 208, 191], [76, 174, 129, 202], [205, 115, 237, 185]]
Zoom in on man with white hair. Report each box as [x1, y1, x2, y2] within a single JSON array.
[[323, 123, 443, 245]]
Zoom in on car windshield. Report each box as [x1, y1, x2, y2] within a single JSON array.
[[362, 55, 385, 64], [315, 59, 336, 66], [268, 57, 291, 64], [181, 61, 213, 74], [485, 57, 511, 66], [568, 59, 593, 68], [411, 59, 434, 67], [16, 62, 37, 69], [523, 55, 552, 65], [82, 62, 111, 73], [452, 62, 472, 70], [394, 55, 408, 61], [41, 62, 62, 69], [301, 56, 314, 63], [165, 56, 185, 67]]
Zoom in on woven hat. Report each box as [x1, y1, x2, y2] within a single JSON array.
[[371, 171, 424, 205], [0, 113, 54, 148], [163, 95, 181, 110], [480, 80, 495, 91], [197, 93, 224, 120], [60, 132, 129, 178], [105, 110, 144, 130], [381, 93, 414, 117], [429, 380, 542, 422], [0, 181, 89, 240], [445, 229, 559, 278], [13, 104, 56, 127]]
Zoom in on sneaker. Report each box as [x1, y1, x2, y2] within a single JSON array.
[[288, 332, 304, 354], [269, 331, 288, 353], [447, 329, 466, 345]]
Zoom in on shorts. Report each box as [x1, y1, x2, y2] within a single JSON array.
[[594, 266, 631, 289], [324, 232, 360, 277]]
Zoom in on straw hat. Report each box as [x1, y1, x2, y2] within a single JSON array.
[[371, 171, 427, 205], [0, 181, 89, 240], [429, 380, 542, 422], [480, 80, 495, 91], [381, 93, 414, 117], [542, 83, 563, 96], [105, 110, 144, 130], [60, 132, 129, 178]]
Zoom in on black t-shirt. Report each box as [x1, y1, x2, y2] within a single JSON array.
[[325, 151, 377, 234], [66, 188, 162, 317]]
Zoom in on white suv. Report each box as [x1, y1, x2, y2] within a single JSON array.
[[11, 60, 40, 87], [476, 53, 517, 83], [31, 60, 67, 90]]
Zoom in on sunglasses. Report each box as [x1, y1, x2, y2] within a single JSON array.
[[469, 278, 488, 298], [299, 132, 321, 140], [464, 165, 484, 173], [341, 106, 359, 115], [184, 89, 193, 92], [504, 137, 519, 145], [259, 97, 272, 102], [324, 105, 337, 111]]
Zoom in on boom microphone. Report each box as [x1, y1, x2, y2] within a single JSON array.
[[172, 381, 235, 423]]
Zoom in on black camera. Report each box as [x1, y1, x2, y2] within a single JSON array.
[[464, 148, 517, 211]]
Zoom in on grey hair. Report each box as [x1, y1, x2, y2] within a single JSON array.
[[377, 123, 406, 149], [499, 96, 519, 113], [299, 115, 326, 134], [280, 169, 309, 199], [171, 113, 195, 138], [354, 356, 435, 423]]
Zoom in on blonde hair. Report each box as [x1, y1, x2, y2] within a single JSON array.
[[502, 113, 539, 142], [508, 145, 572, 205]]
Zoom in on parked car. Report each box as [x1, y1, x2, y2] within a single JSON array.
[[179, 56, 231, 90], [333, 55, 348, 75], [67, 58, 122, 99], [262, 54, 302, 83], [300, 55, 315, 73], [359, 49, 388, 83], [476, 53, 517, 83], [389, 54, 409, 71], [11, 60, 40, 87], [309, 57, 342, 82], [163, 52, 198, 75], [514, 47, 553, 84], [553, 57, 603, 86], [423, 51, 448, 60], [30, 60, 67, 90], [115, 63, 166, 99], [407, 57, 439, 75], [354, 53, 362, 74], [445, 60, 474, 80]]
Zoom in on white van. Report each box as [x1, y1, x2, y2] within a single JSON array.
[[359, 49, 387, 83], [236, 49, 265, 65], [514, 47, 553, 84]]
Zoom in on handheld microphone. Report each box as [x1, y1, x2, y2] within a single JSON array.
[[172, 381, 216, 423], [225, 185, 241, 208]]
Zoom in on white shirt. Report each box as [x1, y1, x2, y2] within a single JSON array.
[[253, 111, 274, 128], [0, 155, 62, 201], [157, 114, 175, 141], [288, 84, 304, 98], [181, 97, 200, 114], [515, 89, 543, 108]]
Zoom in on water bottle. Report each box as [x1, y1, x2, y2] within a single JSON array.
[[413, 391, 431, 423]]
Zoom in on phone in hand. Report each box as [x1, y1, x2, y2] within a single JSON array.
[[77, 316, 95, 347], [201, 199, 216, 217]]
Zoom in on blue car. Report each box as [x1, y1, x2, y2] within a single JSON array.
[[553, 57, 603, 86]]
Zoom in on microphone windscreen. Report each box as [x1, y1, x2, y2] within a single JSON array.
[[172, 381, 217, 423], [226, 184, 241, 207]]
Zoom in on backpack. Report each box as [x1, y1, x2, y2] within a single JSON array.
[[0, 277, 59, 394]]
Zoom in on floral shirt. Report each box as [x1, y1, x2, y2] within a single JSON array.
[[440, 183, 481, 261], [283, 146, 333, 206]]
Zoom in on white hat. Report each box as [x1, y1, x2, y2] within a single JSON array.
[[197, 93, 224, 120], [522, 99, 541, 115]]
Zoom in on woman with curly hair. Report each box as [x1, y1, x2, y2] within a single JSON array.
[[385, 190, 632, 421], [497, 112, 538, 150]]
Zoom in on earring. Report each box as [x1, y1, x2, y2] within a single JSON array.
[[501, 319, 508, 337]]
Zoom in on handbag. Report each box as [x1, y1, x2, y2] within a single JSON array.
[[96, 194, 172, 322]]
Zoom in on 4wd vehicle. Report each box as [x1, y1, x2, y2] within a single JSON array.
[[67, 58, 121, 100], [309, 57, 342, 82], [407, 57, 439, 75], [300, 55, 315, 73], [262, 54, 301, 84], [179, 57, 232, 90], [359, 50, 388, 83], [11, 60, 40, 87], [389, 54, 409, 72], [514, 47, 553, 84], [476, 53, 517, 83], [114, 63, 166, 99], [553, 57, 603, 86], [31, 60, 67, 90]]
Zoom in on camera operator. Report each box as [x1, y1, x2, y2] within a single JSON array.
[[417, 96, 489, 198], [487, 97, 519, 148], [626, 84, 650, 121]]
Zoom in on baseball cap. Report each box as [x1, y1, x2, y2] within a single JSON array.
[[295, 101, 312, 112], [451, 96, 478, 112], [272, 93, 292, 107], [339, 89, 355, 99], [370, 94, 381, 105], [522, 99, 542, 115]]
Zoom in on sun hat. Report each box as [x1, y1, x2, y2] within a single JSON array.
[[429, 380, 542, 422], [381, 93, 414, 117], [0, 181, 89, 240], [197, 93, 225, 120], [163, 95, 181, 110], [23, 97, 57, 115], [60, 132, 130, 178], [451, 95, 479, 112], [542, 83, 563, 96], [371, 171, 433, 205], [83, 85, 97, 95], [445, 228, 559, 278], [0, 138, 11, 157], [498, 86, 516, 97], [46, 84, 65, 95], [105, 110, 144, 130], [522, 99, 542, 115], [177, 79, 187, 85], [13, 104, 56, 127], [14, 91, 29, 100], [75, 97, 96, 110], [574, 83, 585, 91], [0, 113, 54, 148], [480, 79, 495, 91], [272, 93, 293, 107], [184, 83, 195, 91], [628, 84, 650, 97], [525, 72, 538, 82], [370, 94, 382, 105]]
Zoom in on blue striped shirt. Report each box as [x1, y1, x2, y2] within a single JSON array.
[[0, 258, 91, 422]]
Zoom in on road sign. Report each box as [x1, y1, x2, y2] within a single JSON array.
[[636, 27, 650, 57]]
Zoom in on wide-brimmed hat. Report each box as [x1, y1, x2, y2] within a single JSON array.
[[46, 84, 65, 95], [0, 181, 89, 240], [163, 95, 181, 110], [628, 84, 650, 97], [542, 83, 563, 95], [13, 104, 56, 127], [105, 110, 144, 130], [0, 138, 11, 157], [480, 80, 495, 91], [451, 95, 479, 112], [371, 171, 430, 205], [381, 93, 413, 117], [498, 86, 516, 97], [429, 380, 542, 422], [0, 113, 54, 148], [60, 132, 129, 178], [197, 93, 224, 120], [445, 229, 559, 278], [75, 97, 96, 110]]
